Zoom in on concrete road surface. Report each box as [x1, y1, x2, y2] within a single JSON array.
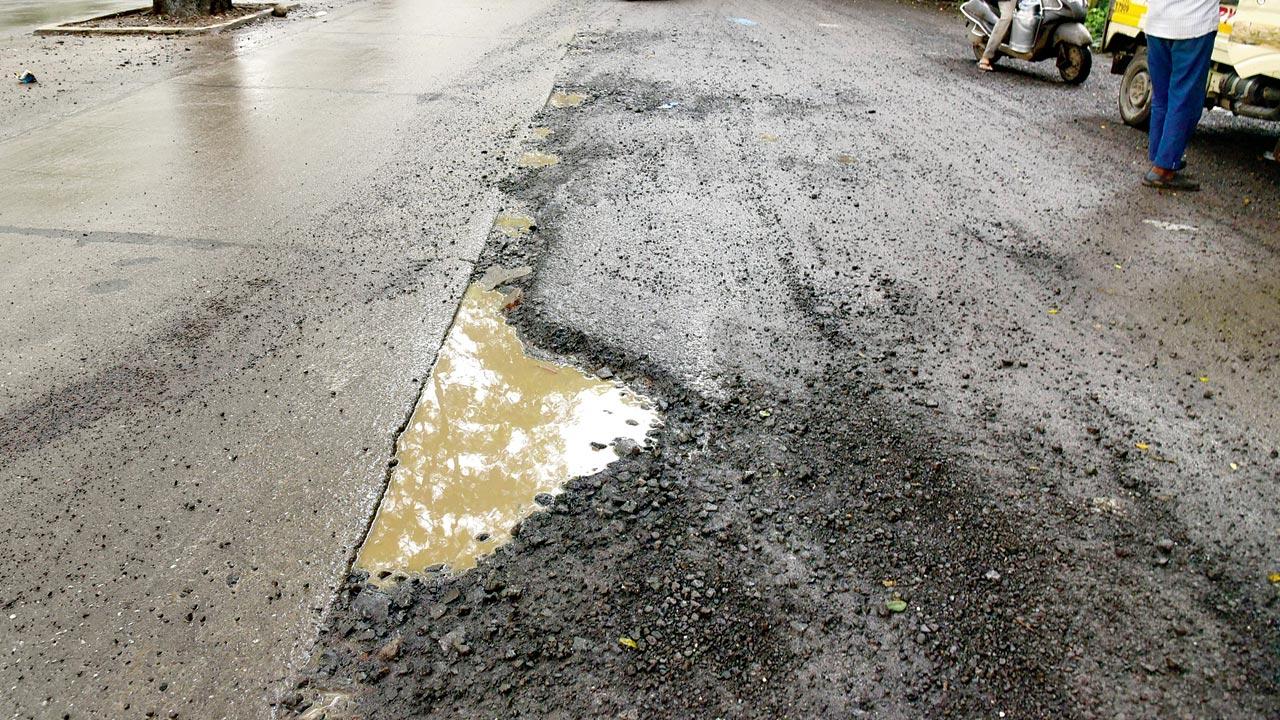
[[3, 0, 1278, 718], [0, 1, 577, 717]]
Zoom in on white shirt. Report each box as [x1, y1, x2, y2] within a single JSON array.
[[1144, 0, 1220, 40]]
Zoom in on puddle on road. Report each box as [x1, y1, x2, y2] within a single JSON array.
[[549, 91, 587, 108], [517, 151, 560, 168], [494, 211, 536, 238], [356, 281, 659, 583]]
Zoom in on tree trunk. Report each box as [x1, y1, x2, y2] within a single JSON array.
[[153, 0, 234, 17]]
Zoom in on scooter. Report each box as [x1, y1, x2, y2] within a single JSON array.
[[960, 0, 1094, 84]]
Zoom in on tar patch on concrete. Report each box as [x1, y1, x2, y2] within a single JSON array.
[[356, 282, 658, 583]]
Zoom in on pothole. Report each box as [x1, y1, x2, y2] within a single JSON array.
[[549, 90, 587, 108], [356, 275, 660, 584], [493, 211, 536, 238], [517, 151, 560, 168]]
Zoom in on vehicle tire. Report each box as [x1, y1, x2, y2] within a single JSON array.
[[970, 26, 989, 62], [1119, 49, 1152, 129], [1057, 43, 1092, 84]]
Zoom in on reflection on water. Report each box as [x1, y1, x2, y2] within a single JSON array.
[[0, 0, 140, 32], [356, 283, 659, 583]]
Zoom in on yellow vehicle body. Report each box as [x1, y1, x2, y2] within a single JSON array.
[[1107, 0, 1280, 78], [1102, 0, 1280, 137]]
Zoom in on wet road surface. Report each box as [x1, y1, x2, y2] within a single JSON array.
[[0, 0, 577, 717], [3, 0, 1279, 717], [299, 0, 1278, 718], [0, 0, 137, 34]]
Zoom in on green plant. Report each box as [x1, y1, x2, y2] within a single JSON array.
[[1086, 0, 1108, 44]]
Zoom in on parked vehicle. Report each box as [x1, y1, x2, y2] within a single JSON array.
[[961, 0, 1095, 83], [1102, 0, 1280, 157]]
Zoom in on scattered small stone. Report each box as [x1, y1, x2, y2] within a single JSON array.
[[614, 438, 642, 456], [375, 636, 401, 662], [439, 627, 469, 655]]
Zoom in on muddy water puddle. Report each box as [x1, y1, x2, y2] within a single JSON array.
[[494, 211, 535, 238], [357, 281, 659, 583], [517, 151, 560, 168], [549, 91, 587, 108]]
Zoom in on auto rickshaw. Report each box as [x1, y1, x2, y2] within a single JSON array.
[[1101, 0, 1280, 157]]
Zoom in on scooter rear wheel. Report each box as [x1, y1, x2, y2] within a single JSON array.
[[1056, 43, 1092, 85], [969, 26, 990, 63]]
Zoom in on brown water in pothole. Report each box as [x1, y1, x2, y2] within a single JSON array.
[[356, 282, 659, 583], [549, 91, 587, 108], [494, 212, 535, 238], [517, 151, 560, 168]]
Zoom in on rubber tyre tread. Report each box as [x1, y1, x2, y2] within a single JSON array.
[[1119, 49, 1152, 129], [1057, 43, 1092, 84]]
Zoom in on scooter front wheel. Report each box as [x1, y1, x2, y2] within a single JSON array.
[[1056, 43, 1092, 84]]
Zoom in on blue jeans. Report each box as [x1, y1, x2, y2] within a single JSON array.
[[1147, 32, 1216, 171]]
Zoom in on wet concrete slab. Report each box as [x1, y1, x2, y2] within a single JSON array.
[[0, 0, 138, 34], [0, 0, 579, 718]]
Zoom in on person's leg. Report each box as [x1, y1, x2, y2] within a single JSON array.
[[982, 0, 1017, 62], [1151, 31, 1216, 171], [1146, 36, 1174, 168]]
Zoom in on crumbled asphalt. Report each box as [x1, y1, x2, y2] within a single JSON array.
[[294, 0, 1279, 717]]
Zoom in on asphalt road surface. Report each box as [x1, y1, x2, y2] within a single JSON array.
[[2, 0, 1278, 718]]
